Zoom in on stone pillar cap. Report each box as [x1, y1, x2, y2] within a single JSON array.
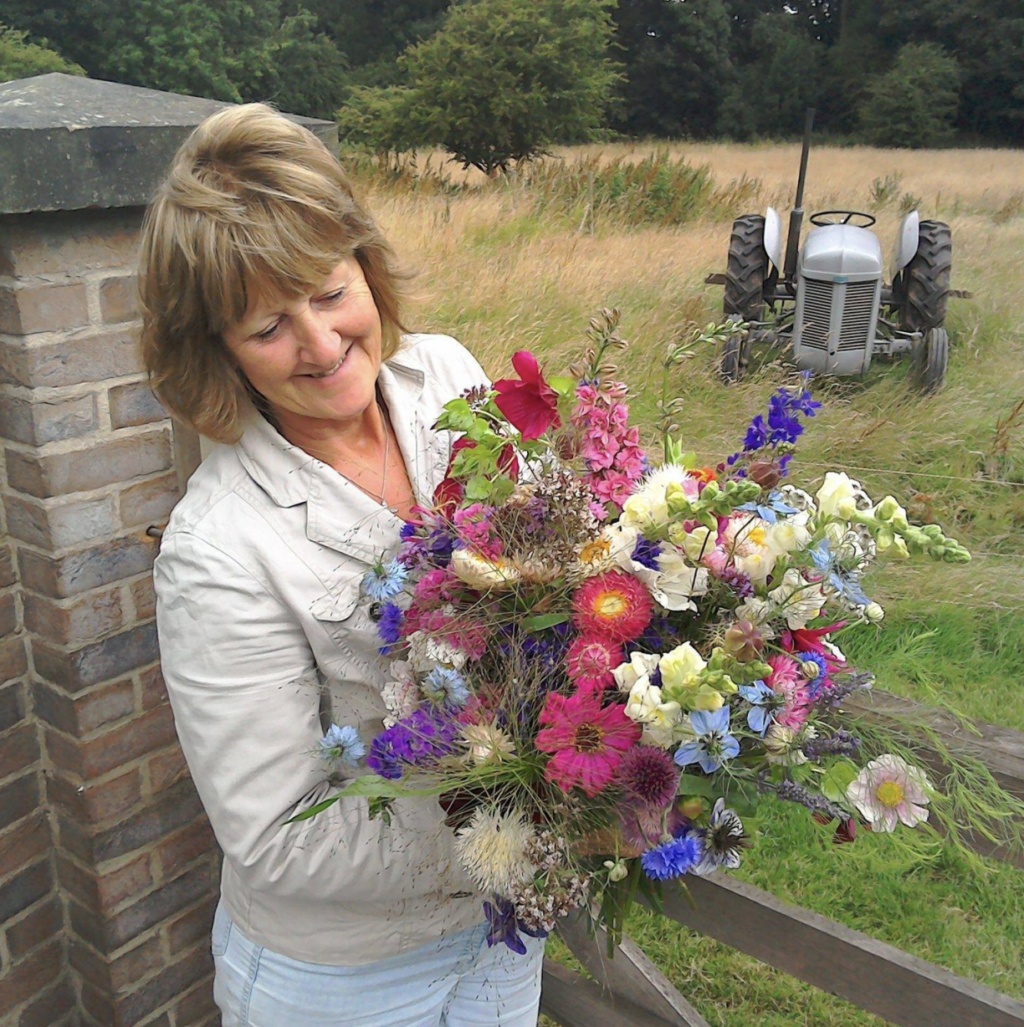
[[0, 73, 338, 215]]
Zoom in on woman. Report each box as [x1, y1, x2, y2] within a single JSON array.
[[140, 103, 545, 1026]]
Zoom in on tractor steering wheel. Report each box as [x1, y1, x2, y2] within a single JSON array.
[[810, 210, 877, 228]]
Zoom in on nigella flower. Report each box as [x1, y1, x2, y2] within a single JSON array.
[[674, 708, 740, 774], [422, 667, 470, 708], [318, 724, 366, 768], [737, 491, 799, 525], [737, 679, 779, 736], [691, 798, 749, 875], [640, 831, 702, 881], [361, 558, 407, 601]]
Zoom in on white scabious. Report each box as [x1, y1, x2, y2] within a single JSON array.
[[454, 807, 536, 896], [406, 631, 468, 674], [380, 659, 419, 728]]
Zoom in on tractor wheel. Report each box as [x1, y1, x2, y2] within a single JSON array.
[[898, 220, 952, 333], [723, 214, 768, 323], [912, 326, 948, 393]]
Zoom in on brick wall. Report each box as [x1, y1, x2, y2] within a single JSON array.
[[0, 209, 220, 1027]]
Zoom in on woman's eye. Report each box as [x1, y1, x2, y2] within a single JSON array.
[[322, 288, 346, 304], [255, 322, 279, 342], [252, 289, 345, 342]]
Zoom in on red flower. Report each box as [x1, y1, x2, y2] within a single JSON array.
[[492, 350, 562, 441]]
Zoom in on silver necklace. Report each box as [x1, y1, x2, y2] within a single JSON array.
[[345, 397, 390, 506]]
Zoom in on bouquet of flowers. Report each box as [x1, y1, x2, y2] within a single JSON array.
[[301, 311, 977, 954]]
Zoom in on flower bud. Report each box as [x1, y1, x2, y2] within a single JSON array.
[[603, 859, 629, 882], [864, 602, 884, 622], [874, 496, 899, 521], [747, 460, 782, 489], [836, 497, 858, 519], [679, 797, 705, 819], [723, 619, 765, 662], [800, 659, 822, 680]]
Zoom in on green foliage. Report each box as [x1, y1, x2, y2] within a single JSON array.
[[719, 13, 826, 139], [611, 0, 734, 139], [394, 0, 622, 174], [858, 42, 961, 149], [0, 0, 347, 118], [336, 86, 425, 155], [0, 21, 84, 81]]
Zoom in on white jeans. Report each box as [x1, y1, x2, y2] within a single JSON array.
[[211, 898, 545, 1026]]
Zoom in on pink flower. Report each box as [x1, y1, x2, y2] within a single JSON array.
[[414, 568, 458, 606], [493, 350, 561, 440], [572, 570, 653, 644], [536, 692, 641, 797], [766, 654, 811, 729], [565, 636, 624, 692], [617, 744, 679, 809], [590, 470, 636, 507]]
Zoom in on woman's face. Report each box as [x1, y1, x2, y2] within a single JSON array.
[[222, 255, 383, 428]]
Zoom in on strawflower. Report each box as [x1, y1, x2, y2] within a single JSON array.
[[565, 636, 624, 692], [572, 570, 653, 644]]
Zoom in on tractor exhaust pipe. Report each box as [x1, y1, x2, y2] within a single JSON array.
[[783, 107, 815, 280]]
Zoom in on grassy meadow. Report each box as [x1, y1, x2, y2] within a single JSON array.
[[351, 141, 1024, 1025]]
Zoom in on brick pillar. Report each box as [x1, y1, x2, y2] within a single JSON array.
[[0, 73, 337, 1026]]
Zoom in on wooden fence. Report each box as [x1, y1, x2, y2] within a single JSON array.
[[541, 689, 1024, 1027]]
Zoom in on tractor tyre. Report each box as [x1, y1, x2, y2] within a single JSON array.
[[720, 332, 745, 383], [898, 220, 952, 333], [723, 214, 768, 323], [913, 326, 948, 393]]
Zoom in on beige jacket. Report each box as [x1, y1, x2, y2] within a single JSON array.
[[154, 334, 489, 965]]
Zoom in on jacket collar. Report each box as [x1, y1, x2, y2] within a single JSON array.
[[236, 346, 429, 569]]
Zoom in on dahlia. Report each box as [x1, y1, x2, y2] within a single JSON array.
[[536, 691, 641, 797], [572, 570, 653, 644], [564, 636, 624, 692]]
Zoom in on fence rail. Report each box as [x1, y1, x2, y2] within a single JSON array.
[[546, 690, 1024, 1027]]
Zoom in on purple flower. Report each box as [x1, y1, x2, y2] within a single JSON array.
[[631, 537, 661, 570], [376, 602, 403, 653], [366, 708, 460, 780], [483, 895, 547, 954], [640, 832, 702, 881]]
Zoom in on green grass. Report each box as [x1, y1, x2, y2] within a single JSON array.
[[353, 147, 1024, 1026]]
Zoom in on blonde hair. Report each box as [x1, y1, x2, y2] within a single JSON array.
[[138, 102, 410, 443]]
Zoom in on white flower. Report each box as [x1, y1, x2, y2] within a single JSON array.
[[461, 721, 516, 764], [778, 484, 816, 515], [768, 512, 812, 558], [724, 515, 778, 586], [612, 651, 661, 693], [650, 547, 709, 612], [380, 660, 420, 728], [815, 472, 859, 521], [679, 525, 714, 563], [624, 680, 683, 747], [846, 755, 931, 832], [658, 642, 706, 691], [454, 807, 535, 895], [620, 465, 696, 531], [769, 568, 826, 630], [406, 631, 467, 674], [449, 547, 521, 591], [734, 596, 776, 633]]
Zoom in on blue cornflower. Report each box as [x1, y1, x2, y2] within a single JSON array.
[[737, 679, 779, 736], [641, 831, 703, 881], [422, 667, 470, 708], [376, 602, 403, 652], [737, 490, 799, 525], [318, 724, 366, 767], [361, 558, 407, 601], [674, 708, 740, 773], [631, 536, 662, 570]]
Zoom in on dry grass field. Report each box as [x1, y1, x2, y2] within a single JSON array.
[[349, 141, 1024, 1026]]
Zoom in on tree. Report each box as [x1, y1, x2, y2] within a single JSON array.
[[0, 0, 347, 118], [719, 12, 826, 139], [0, 21, 85, 81], [857, 42, 960, 148], [612, 0, 733, 139], [359, 0, 621, 175]]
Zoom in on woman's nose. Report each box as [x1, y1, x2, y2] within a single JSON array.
[[293, 308, 338, 366]]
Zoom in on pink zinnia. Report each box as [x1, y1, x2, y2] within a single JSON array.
[[565, 636, 624, 692], [572, 570, 653, 644], [536, 692, 641, 797], [492, 350, 561, 440], [766, 654, 812, 729]]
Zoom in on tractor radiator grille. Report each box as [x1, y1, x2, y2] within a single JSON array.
[[801, 280, 833, 350], [800, 280, 876, 352]]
